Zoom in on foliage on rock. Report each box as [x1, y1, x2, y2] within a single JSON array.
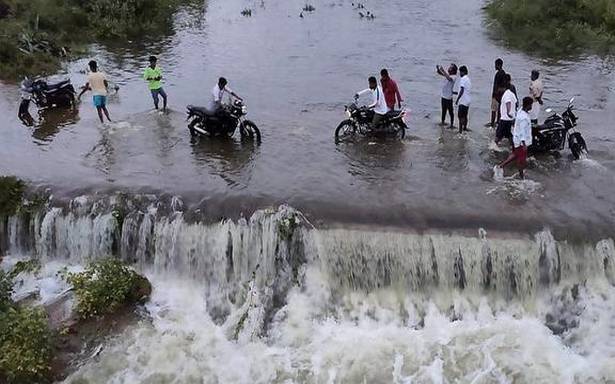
[[0, 176, 25, 218], [62, 258, 151, 319]]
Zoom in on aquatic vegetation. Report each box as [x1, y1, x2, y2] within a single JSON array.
[[277, 213, 299, 241], [0, 176, 25, 218], [485, 0, 615, 55], [0, 0, 192, 79], [62, 258, 151, 320], [0, 260, 52, 383]]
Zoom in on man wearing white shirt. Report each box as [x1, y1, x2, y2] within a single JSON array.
[[496, 97, 534, 179], [495, 74, 517, 146], [455, 66, 471, 134], [355, 76, 389, 128], [209, 77, 242, 113]]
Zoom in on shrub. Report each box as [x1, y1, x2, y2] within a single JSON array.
[[0, 307, 52, 383], [63, 258, 151, 319], [484, 0, 615, 55], [0, 176, 25, 218]]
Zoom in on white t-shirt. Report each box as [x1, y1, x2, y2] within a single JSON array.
[[529, 79, 544, 120], [500, 89, 518, 121], [441, 75, 457, 100], [210, 84, 234, 109], [513, 109, 532, 148], [358, 86, 388, 115], [458, 75, 471, 106]]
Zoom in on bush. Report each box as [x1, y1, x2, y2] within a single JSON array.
[[484, 0, 615, 55], [63, 258, 151, 319], [0, 176, 25, 218], [0, 307, 52, 383]]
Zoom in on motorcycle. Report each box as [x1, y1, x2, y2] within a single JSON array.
[[186, 99, 261, 142], [335, 101, 407, 143], [531, 97, 587, 160], [19, 77, 76, 114]]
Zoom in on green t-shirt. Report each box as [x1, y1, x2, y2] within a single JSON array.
[[143, 66, 163, 90]]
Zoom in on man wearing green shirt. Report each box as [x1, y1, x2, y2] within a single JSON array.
[[143, 55, 167, 111]]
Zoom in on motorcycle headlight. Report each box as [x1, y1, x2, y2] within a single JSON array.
[[241, 106, 247, 114], [345, 110, 352, 118]]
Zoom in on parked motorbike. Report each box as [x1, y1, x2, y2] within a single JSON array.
[[186, 100, 261, 142], [531, 98, 587, 159], [19, 77, 76, 114], [335, 101, 407, 143]]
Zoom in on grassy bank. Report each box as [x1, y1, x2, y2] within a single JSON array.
[[484, 0, 615, 55], [0, 0, 184, 80]]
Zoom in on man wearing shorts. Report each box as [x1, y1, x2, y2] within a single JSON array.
[[144, 55, 168, 111], [78, 60, 111, 123], [495, 97, 533, 179], [495, 74, 517, 146], [455, 66, 471, 134]]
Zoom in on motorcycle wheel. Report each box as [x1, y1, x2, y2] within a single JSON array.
[[335, 120, 357, 143], [390, 121, 406, 140], [569, 132, 587, 160], [240, 120, 262, 143]]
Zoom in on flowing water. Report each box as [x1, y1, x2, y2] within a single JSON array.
[[1, 0, 615, 382]]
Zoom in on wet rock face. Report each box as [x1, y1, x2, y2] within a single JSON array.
[[0, 1, 10, 19]]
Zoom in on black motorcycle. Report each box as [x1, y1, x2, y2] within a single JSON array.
[[531, 98, 587, 159], [19, 77, 76, 114], [186, 100, 261, 142], [335, 102, 407, 143]]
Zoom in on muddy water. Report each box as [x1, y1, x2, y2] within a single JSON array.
[[1, 0, 615, 234]]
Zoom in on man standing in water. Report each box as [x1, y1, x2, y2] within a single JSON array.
[[380, 69, 403, 111], [437, 63, 458, 128], [143, 55, 168, 112], [495, 74, 517, 146], [78, 60, 111, 123], [495, 97, 533, 179], [488, 58, 507, 128], [356, 76, 389, 128], [529, 70, 544, 125], [455, 66, 471, 133]]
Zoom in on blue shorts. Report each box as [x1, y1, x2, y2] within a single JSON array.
[[93, 95, 107, 108]]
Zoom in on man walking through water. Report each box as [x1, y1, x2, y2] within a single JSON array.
[[529, 70, 543, 125], [455, 66, 471, 134], [78, 60, 111, 123], [495, 74, 517, 147], [356, 76, 389, 128], [144, 55, 167, 111], [437, 63, 458, 128], [495, 97, 533, 179], [488, 58, 507, 128], [380, 69, 403, 111]]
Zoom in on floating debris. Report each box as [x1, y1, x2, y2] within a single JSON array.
[[241, 8, 253, 17]]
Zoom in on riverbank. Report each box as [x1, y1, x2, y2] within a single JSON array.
[[484, 0, 615, 55], [0, 0, 187, 80]]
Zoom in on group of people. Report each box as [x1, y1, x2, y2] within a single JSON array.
[[78, 54, 542, 179], [79, 56, 242, 124], [436, 58, 544, 179]]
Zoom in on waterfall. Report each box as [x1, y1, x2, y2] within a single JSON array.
[[2, 193, 614, 339]]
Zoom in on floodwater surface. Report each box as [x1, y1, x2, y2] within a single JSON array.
[[1, 0, 614, 235]]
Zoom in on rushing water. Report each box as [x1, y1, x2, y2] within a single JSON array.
[[2, 194, 615, 383], [0, 0, 614, 233]]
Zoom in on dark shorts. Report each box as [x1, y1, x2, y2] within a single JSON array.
[[458, 104, 469, 119], [514, 145, 528, 168], [496, 119, 514, 142], [93, 95, 106, 107]]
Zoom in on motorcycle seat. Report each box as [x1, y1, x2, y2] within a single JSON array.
[[385, 110, 403, 118], [187, 105, 217, 117], [43, 80, 71, 91]]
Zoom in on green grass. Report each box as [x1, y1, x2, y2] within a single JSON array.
[[484, 0, 615, 56], [0, 0, 185, 80]]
